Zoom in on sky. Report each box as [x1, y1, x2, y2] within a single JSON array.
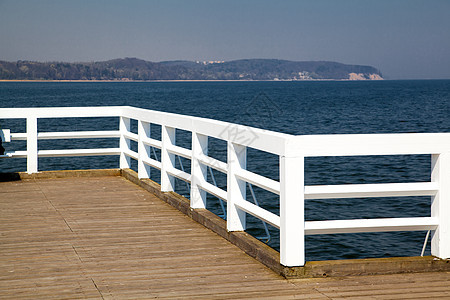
[[0, 0, 449, 79]]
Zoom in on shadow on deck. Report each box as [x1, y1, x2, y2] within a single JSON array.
[[1, 169, 450, 299]]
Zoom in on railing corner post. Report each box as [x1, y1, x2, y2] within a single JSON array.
[[280, 154, 305, 267], [431, 152, 450, 259]]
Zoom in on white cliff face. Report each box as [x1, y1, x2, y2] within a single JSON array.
[[348, 73, 366, 80], [369, 73, 383, 80], [348, 73, 383, 80]]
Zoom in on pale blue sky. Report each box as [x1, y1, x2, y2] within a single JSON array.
[[1, 0, 449, 79]]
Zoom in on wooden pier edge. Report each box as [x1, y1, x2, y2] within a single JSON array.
[[1, 168, 121, 181], [6, 168, 450, 278]]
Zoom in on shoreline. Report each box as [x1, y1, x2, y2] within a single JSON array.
[[3, 78, 449, 83], [2, 79, 448, 83], [0, 78, 389, 83]]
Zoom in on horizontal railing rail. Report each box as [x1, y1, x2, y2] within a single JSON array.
[[1, 106, 449, 267]]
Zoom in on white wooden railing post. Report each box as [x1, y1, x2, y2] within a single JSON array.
[[138, 120, 151, 179], [227, 142, 247, 231], [119, 117, 131, 169], [431, 152, 450, 259], [280, 154, 305, 267], [26, 116, 38, 174], [190, 133, 208, 208], [161, 126, 176, 192]]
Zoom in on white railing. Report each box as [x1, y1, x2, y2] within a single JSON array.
[[1, 106, 449, 267]]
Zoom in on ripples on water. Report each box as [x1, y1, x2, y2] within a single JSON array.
[[1, 80, 449, 261]]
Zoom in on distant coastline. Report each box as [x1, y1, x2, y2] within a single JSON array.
[[0, 58, 383, 81], [3, 78, 447, 82], [0, 78, 384, 83]]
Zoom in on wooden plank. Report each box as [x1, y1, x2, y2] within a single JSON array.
[[1, 176, 450, 299]]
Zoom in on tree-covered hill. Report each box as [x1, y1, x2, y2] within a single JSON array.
[[0, 58, 383, 81]]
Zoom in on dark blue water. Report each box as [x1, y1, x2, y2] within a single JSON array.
[[1, 80, 449, 261]]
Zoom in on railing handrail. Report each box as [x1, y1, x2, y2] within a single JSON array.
[[1, 105, 449, 267], [0, 106, 124, 118], [0, 106, 292, 155], [292, 133, 450, 156]]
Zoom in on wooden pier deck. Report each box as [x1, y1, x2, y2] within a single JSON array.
[[2, 173, 450, 299]]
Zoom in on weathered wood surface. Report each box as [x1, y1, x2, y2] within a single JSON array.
[[1, 176, 450, 299]]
